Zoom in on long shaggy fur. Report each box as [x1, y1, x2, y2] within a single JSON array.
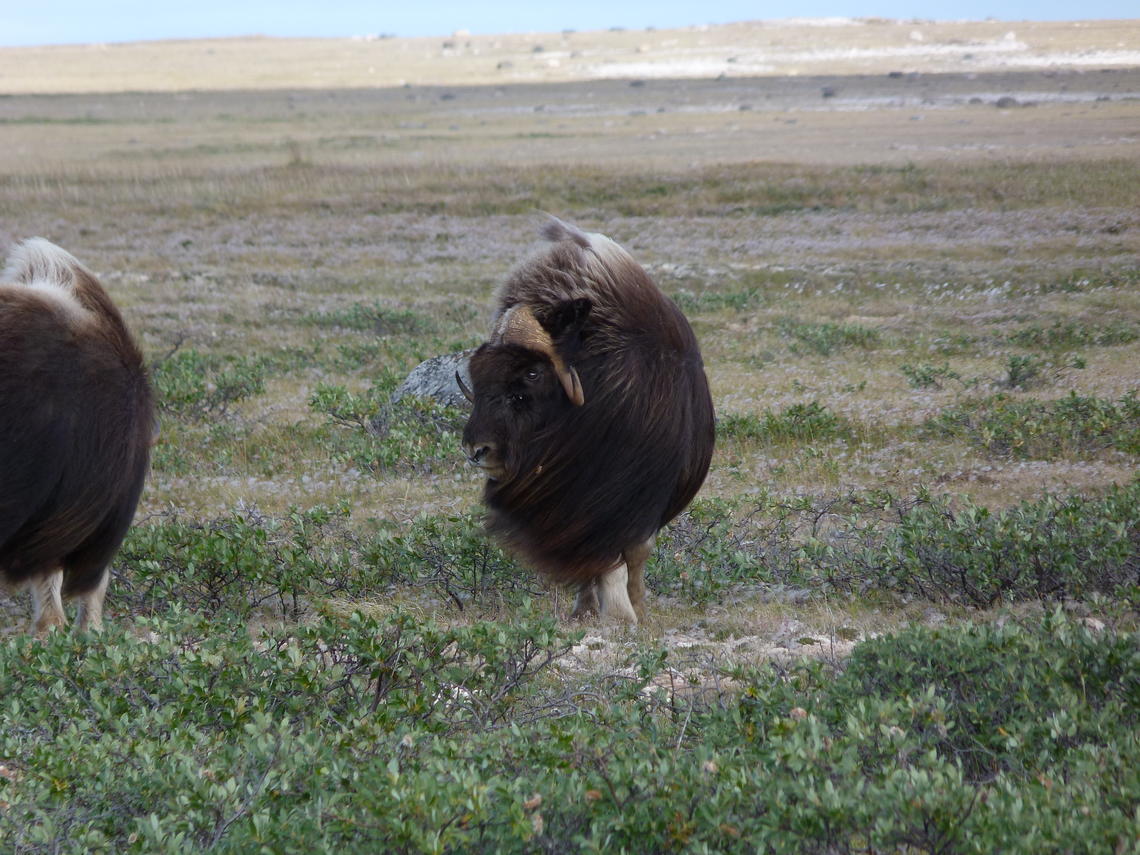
[[0, 239, 153, 598], [465, 219, 715, 585]]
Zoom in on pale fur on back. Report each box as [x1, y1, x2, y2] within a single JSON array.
[[493, 217, 661, 346], [2, 238, 89, 320]]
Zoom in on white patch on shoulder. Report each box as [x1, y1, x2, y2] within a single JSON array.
[[2, 237, 89, 320]]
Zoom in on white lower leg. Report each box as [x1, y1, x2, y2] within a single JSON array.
[[76, 569, 110, 632], [596, 563, 638, 625], [570, 581, 599, 619], [31, 571, 67, 635]]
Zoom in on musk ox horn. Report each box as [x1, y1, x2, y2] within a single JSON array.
[[494, 306, 585, 406], [455, 370, 475, 403]]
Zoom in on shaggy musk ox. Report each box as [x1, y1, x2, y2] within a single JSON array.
[[460, 219, 715, 623], [0, 239, 153, 634]]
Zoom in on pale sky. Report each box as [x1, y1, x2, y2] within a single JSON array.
[[2, 0, 1136, 47]]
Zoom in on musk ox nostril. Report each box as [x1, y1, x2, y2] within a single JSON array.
[[466, 444, 492, 465]]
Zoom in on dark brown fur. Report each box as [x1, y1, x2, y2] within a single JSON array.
[[463, 221, 715, 587], [0, 240, 153, 599]]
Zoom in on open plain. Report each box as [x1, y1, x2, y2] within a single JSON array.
[[0, 18, 1138, 851]]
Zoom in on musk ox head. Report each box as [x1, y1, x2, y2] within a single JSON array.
[[460, 299, 589, 483]]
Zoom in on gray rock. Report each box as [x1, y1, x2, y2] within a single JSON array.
[[391, 349, 475, 410]]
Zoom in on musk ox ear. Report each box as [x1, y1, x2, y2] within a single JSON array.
[[541, 299, 589, 407], [539, 297, 592, 340], [495, 305, 586, 407]]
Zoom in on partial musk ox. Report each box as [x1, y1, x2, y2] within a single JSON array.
[[0, 239, 153, 634], [460, 219, 715, 624]]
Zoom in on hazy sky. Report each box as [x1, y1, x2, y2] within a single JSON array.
[[2, 0, 1135, 47]]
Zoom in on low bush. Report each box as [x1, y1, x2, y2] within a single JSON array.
[[652, 482, 1140, 607], [1, 610, 1135, 853], [151, 348, 269, 419], [777, 318, 880, 356], [362, 513, 542, 610], [718, 401, 854, 445], [310, 381, 466, 473], [925, 391, 1140, 459], [115, 504, 360, 620], [1008, 319, 1138, 350], [900, 360, 965, 389]]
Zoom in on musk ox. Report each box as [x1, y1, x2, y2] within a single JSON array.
[[460, 219, 715, 624], [0, 239, 154, 634]]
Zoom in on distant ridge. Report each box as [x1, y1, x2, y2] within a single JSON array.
[[1, 18, 1137, 95]]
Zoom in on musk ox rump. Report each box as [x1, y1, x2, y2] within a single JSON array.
[[461, 218, 715, 623], [0, 238, 153, 634]]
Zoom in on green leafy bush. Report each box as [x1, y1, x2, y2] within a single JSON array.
[[152, 348, 269, 419], [363, 513, 540, 610], [4, 611, 1133, 853], [718, 401, 854, 444], [778, 318, 880, 356], [1009, 319, 1138, 350], [652, 483, 1140, 607], [926, 391, 1140, 459], [115, 505, 360, 620], [310, 381, 466, 473], [900, 360, 964, 389], [877, 485, 1140, 606]]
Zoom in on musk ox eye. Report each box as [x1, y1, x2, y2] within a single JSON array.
[[524, 367, 540, 381]]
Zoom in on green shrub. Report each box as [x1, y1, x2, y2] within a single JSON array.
[[151, 348, 269, 419], [363, 513, 540, 610], [115, 505, 359, 620], [304, 302, 434, 335], [2, 608, 1136, 854], [877, 485, 1140, 607], [837, 610, 1140, 781], [1003, 353, 1045, 388], [310, 381, 466, 473], [653, 483, 1140, 607], [778, 318, 880, 356], [925, 391, 1140, 459], [900, 360, 964, 389], [0, 609, 577, 853], [1009, 319, 1138, 350], [718, 401, 853, 444]]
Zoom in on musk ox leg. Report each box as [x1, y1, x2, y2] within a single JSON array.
[[596, 563, 638, 625], [570, 580, 600, 620], [622, 538, 654, 622], [75, 568, 110, 632], [30, 571, 67, 635]]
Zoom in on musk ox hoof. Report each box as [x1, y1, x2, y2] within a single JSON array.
[[570, 583, 600, 620], [596, 564, 639, 626]]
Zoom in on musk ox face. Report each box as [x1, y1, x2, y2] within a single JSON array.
[[462, 346, 569, 482], [461, 298, 591, 483]]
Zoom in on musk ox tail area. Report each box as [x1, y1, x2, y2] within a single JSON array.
[[0, 238, 153, 603]]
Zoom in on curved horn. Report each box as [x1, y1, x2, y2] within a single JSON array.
[[494, 306, 585, 406], [455, 370, 475, 403]]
